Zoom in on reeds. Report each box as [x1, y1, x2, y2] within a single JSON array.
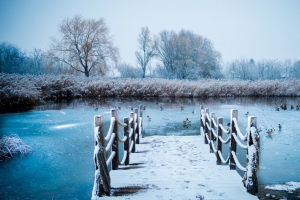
[[1, 73, 300, 111], [0, 134, 33, 159]]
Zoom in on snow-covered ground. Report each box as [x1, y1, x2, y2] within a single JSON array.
[[106, 135, 258, 200], [0, 97, 299, 199]]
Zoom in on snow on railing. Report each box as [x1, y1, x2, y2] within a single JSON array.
[[92, 105, 143, 198], [200, 105, 260, 195]]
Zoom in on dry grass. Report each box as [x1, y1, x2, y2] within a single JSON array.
[[0, 134, 33, 159], [1, 73, 299, 111]]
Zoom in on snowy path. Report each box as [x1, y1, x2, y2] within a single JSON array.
[[104, 135, 258, 200]]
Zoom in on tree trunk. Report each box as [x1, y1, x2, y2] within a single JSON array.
[[84, 68, 89, 77]]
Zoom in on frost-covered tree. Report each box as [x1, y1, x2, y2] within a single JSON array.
[[224, 58, 290, 80], [118, 63, 143, 78], [0, 42, 25, 74], [30, 49, 42, 75], [135, 27, 157, 78], [155, 29, 221, 80], [50, 15, 119, 77], [257, 60, 282, 80], [290, 60, 300, 79]]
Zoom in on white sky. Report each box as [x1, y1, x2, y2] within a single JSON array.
[[1, 0, 300, 66]]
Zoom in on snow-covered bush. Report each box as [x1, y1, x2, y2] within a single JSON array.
[[0, 134, 33, 159]]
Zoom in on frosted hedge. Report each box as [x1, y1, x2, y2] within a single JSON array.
[[1, 73, 299, 111]]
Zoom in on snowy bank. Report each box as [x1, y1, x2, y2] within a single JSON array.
[[1, 73, 300, 112]]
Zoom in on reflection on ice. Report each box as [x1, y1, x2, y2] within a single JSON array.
[[53, 123, 78, 129], [59, 111, 66, 115]]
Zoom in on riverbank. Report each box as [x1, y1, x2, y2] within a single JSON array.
[[1, 73, 300, 112]]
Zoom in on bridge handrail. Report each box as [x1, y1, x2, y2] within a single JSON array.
[[205, 122, 211, 130], [117, 119, 127, 127], [211, 117, 218, 127], [106, 151, 116, 166], [92, 105, 143, 198], [211, 128, 218, 138], [231, 151, 246, 171], [210, 139, 217, 153], [218, 135, 231, 144], [219, 124, 229, 134], [105, 132, 116, 153], [206, 112, 211, 122], [104, 117, 115, 142], [232, 132, 247, 149], [200, 105, 260, 195], [217, 150, 230, 164], [232, 117, 247, 141]]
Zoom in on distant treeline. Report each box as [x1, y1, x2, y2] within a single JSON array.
[[1, 73, 299, 112]]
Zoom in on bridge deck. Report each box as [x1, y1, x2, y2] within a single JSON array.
[[107, 136, 258, 199]]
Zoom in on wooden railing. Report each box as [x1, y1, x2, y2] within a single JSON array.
[[200, 105, 260, 195], [92, 105, 143, 198]]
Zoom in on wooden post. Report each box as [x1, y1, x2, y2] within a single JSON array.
[[130, 112, 135, 153], [92, 115, 110, 197], [244, 116, 259, 195], [94, 115, 103, 146], [204, 108, 209, 144], [139, 104, 143, 139], [216, 117, 223, 165], [134, 108, 139, 144], [123, 117, 130, 165], [210, 112, 215, 153], [111, 109, 119, 170], [230, 109, 238, 170], [200, 105, 204, 135]]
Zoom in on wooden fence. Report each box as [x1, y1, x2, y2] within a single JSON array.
[[92, 105, 143, 198], [200, 105, 260, 195]]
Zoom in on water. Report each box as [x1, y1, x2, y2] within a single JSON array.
[[0, 97, 299, 198]]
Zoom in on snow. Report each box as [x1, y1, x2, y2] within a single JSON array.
[[106, 136, 258, 199], [265, 182, 300, 192], [246, 145, 256, 178]]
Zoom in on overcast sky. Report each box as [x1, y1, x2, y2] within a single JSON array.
[[1, 0, 300, 66]]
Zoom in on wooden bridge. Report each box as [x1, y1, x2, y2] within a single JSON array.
[[91, 105, 259, 199]]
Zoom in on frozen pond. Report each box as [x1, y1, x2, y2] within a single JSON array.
[[0, 97, 299, 199]]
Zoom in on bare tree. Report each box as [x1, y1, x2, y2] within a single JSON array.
[[135, 27, 156, 78], [50, 15, 119, 77], [290, 60, 300, 79], [156, 29, 221, 79], [118, 63, 143, 78], [0, 42, 25, 74], [224, 58, 287, 80]]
